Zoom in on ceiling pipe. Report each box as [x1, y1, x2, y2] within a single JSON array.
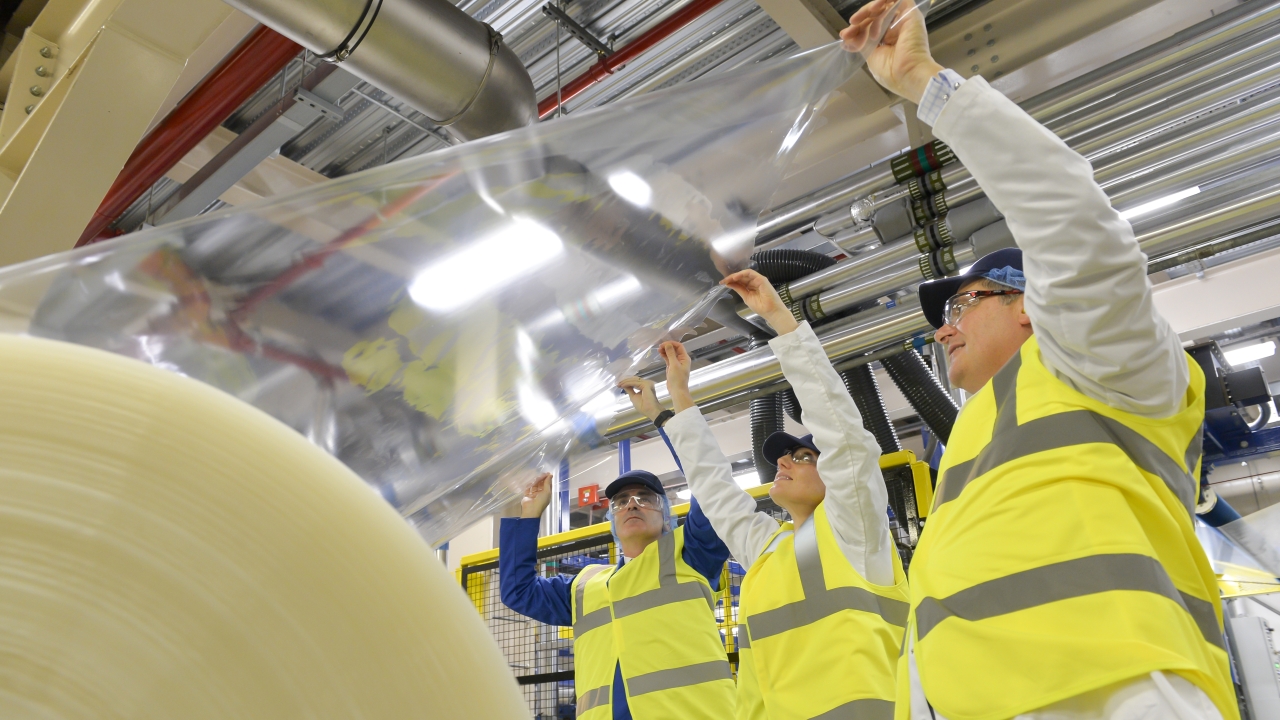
[[75, 27, 303, 247], [537, 0, 728, 119], [755, 0, 1280, 246], [223, 0, 535, 140]]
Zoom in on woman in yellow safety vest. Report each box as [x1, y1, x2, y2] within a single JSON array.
[[619, 267, 908, 720], [840, 2, 1236, 718], [499, 464, 736, 720]]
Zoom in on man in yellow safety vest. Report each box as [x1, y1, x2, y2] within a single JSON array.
[[500, 465, 735, 720], [619, 266, 908, 720], [841, 1, 1235, 718]]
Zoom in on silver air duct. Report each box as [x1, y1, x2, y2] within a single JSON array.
[[223, 0, 537, 141]]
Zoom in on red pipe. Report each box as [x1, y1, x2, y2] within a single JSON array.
[[538, 0, 727, 119], [76, 26, 302, 247]]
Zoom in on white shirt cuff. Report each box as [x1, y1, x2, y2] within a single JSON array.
[[916, 68, 966, 127]]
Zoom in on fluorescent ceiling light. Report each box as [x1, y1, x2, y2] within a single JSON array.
[[1119, 186, 1201, 220], [589, 275, 642, 309], [734, 470, 760, 490], [607, 172, 652, 207], [409, 219, 563, 313], [1224, 341, 1276, 366], [517, 382, 560, 430], [676, 488, 692, 500]]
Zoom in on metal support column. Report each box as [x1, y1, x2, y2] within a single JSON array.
[[557, 458, 571, 533], [618, 438, 631, 474]]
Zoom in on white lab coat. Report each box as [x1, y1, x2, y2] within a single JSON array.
[[905, 73, 1221, 720], [664, 320, 896, 583]]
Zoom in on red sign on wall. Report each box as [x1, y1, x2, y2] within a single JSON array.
[[578, 484, 599, 506]]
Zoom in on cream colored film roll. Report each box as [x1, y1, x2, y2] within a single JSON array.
[[0, 335, 528, 718]]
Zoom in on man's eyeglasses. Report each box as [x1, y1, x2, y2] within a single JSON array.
[[943, 289, 1024, 327], [610, 491, 662, 513]]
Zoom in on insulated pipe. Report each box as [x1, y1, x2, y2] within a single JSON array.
[[223, 0, 536, 140], [76, 27, 303, 247], [603, 300, 932, 439], [1020, 0, 1280, 119], [880, 350, 959, 445], [536, 0, 728, 119], [762, 2, 1280, 246], [756, 141, 956, 243], [1048, 19, 1280, 141], [792, 69, 1280, 303]]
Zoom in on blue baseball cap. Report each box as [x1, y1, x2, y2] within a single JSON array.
[[605, 470, 667, 499], [918, 247, 1025, 329], [762, 432, 820, 465]]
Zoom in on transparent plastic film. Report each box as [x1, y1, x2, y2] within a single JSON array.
[[0, 30, 910, 546]]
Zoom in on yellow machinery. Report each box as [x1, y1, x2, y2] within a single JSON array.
[[457, 451, 933, 718]]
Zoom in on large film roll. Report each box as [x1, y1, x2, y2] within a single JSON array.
[[0, 335, 527, 718]]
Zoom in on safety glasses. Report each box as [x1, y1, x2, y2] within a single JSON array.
[[784, 449, 818, 465], [610, 491, 662, 513], [943, 289, 1024, 327]]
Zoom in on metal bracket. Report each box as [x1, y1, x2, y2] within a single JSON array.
[[293, 87, 345, 122], [542, 3, 612, 57]]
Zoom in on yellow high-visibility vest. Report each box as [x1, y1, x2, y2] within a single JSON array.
[[571, 526, 735, 720], [734, 633, 767, 720], [898, 336, 1236, 720], [741, 503, 908, 720]]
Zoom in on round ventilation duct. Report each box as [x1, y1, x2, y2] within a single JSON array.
[[224, 0, 537, 141]]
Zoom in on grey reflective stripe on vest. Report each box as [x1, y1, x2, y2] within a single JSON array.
[[627, 659, 733, 696], [747, 518, 909, 642], [1186, 424, 1204, 476], [577, 685, 610, 715], [763, 529, 793, 555], [914, 552, 1223, 650], [612, 531, 715, 618], [738, 630, 749, 649], [933, 353, 1197, 514], [810, 698, 895, 720], [574, 564, 613, 636]]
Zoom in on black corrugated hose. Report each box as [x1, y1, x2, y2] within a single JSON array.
[[881, 350, 960, 445], [747, 249, 836, 478], [750, 248, 837, 285], [751, 389, 787, 481], [839, 364, 901, 454], [780, 389, 802, 424]]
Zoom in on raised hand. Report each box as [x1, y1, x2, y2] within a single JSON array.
[[618, 376, 664, 422], [659, 341, 696, 414], [840, 0, 942, 105], [520, 472, 553, 519], [721, 269, 799, 335]]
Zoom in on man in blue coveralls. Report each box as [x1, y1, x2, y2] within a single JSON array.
[[500, 408, 734, 720]]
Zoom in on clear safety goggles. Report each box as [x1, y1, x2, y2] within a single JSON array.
[[610, 491, 663, 513], [943, 289, 1024, 327], [782, 448, 818, 465]]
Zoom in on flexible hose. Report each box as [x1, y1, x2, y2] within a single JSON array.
[[839, 364, 901, 454], [750, 248, 837, 283], [750, 391, 786, 480], [881, 350, 960, 445], [780, 388, 803, 424]]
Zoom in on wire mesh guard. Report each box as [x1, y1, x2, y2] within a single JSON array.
[[460, 454, 930, 718]]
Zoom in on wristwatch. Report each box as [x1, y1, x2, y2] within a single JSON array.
[[654, 410, 675, 429]]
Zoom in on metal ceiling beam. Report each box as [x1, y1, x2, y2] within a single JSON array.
[[0, 0, 245, 266], [752, 0, 844, 50], [157, 64, 360, 224]]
